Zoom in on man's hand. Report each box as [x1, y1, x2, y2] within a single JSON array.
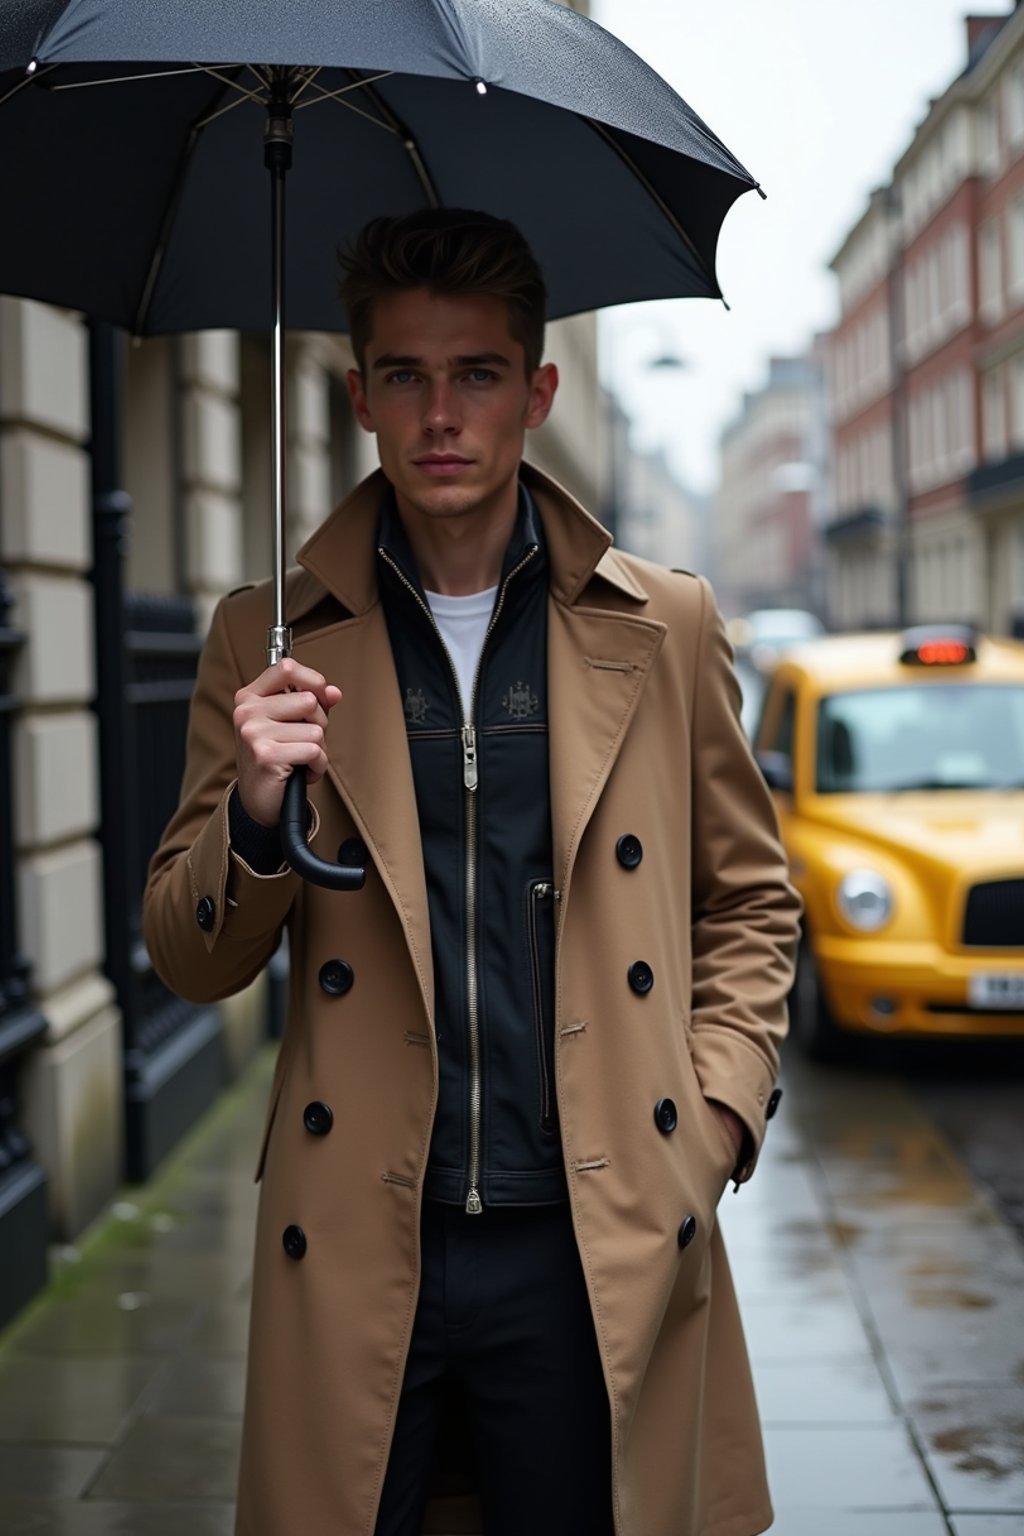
[[708, 1100, 745, 1160], [233, 658, 342, 829]]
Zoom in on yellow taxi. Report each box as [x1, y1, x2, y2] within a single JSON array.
[[752, 624, 1024, 1057]]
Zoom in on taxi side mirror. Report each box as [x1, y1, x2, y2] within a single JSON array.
[[756, 750, 794, 794]]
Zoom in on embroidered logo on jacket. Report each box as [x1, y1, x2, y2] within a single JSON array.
[[404, 687, 429, 724], [502, 680, 539, 720]]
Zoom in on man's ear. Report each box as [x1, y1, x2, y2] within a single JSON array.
[[525, 362, 559, 431], [347, 368, 375, 433]]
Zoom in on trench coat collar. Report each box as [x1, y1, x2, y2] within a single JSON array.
[[293, 462, 648, 616]]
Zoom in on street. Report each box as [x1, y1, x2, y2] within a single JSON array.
[[0, 1039, 1022, 1533]]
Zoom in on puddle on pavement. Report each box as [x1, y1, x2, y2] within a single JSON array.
[[930, 1420, 1024, 1479], [906, 1286, 994, 1310]]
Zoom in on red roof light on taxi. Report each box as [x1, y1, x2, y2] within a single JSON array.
[[899, 626, 977, 667], [917, 640, 970, 665]]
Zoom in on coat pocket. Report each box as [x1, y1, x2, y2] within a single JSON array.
[[253, 1069, 288, 1183], [526, 879, 558, 1137]]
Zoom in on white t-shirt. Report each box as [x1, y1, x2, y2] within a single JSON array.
[[425, 585, 498, 720]]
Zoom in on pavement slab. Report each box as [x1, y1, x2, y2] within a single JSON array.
[[87, 1414, 242, 1501], [0, 1445, 108, 1500], [771, 1516, 950, 1536], [762, 1422, 939, 1509], [0, 1501, 236, 1534]]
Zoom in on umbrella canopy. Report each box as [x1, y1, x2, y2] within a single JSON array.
[[0, 0, 762, 888], [0, 0, 760, 335]]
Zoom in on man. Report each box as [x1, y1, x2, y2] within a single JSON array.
[[144, 208, 801, 1536]]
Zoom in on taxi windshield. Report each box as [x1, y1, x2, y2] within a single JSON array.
[[815, 683, 1024, 793]]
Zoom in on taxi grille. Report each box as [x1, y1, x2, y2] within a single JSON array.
[[962, 880, 1024, 948]]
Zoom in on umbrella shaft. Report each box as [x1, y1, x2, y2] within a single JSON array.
[[266, 94, 294, 666]]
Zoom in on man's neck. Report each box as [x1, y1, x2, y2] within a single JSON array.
[[395, 479, 519, 596]]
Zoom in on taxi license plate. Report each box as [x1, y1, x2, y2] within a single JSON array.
[[968, 974, 1024, 1009]]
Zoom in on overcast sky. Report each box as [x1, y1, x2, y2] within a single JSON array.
[[592, 0, 985, 494]]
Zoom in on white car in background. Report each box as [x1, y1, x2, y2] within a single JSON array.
[[728, 608, 826, 735]]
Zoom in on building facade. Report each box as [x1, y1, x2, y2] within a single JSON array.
[[714, 353, 825, 619], [827, 5, 1024, 637]]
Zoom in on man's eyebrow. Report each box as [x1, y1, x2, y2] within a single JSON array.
[[372, 353, 422, 370], [370, 351, 513, 370], [453, 352, 512, 367]]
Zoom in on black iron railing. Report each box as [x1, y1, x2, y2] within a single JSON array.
[[0, 565, 48, 1324]]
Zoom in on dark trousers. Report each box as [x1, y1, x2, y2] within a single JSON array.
[[374, 1200, 615, 1536]]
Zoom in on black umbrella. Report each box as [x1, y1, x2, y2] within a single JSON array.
[[0, 0, 762, 887]]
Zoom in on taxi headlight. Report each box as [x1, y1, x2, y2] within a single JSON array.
[[837, 870, 893, 931]]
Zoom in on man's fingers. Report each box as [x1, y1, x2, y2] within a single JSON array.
[[237, 691, 327, 726], [237, 658, 341, 708]]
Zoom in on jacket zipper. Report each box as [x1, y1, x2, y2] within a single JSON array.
[[527, 880, 556, 1133], [379, 541, 538, 1215]]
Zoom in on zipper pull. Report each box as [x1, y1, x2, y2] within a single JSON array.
[[465, 1187, 483, 1215], [534, 882, 552, 899], [461, 724, 479, 791]]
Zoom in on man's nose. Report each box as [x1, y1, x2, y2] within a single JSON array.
[[423, 379, 461, 433]]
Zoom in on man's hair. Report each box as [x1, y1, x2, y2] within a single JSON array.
[[338, 208, 547, 376]]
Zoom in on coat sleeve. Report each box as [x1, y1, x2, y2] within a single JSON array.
[[142, 593, 317, 1005], [687, 576, 802, 1183]]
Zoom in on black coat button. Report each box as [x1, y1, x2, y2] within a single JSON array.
[[282, 1224, 307, 1260], [319, 959, 354, 996], [654, 1097, 678, 1134], [616, 834, 643, 870], [628, 961, 654, 995], [766, 1087, 783, 1120], [338, 837, 369, 868], [195, 896, 216, 932], [678, 1215, 698, 1249], [303, 1101, 334, 1137]]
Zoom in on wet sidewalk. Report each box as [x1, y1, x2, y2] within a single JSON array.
[[0, 1045, 1022, 1535]]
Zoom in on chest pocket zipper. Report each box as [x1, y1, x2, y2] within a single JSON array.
[[527, 880, 558, 1136]]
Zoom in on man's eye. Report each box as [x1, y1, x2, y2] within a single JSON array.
[[386, 370, 416, 385], [466, 369, 497, 383]]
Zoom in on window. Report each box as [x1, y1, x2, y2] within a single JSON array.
[[1008, 196, 1024, 300], [983, 369, 1007, 462], [979, 218, 1004, 324], [1006, 64, 1024, 150], [1012, 355, 1024, 449], [978, 98, 1000, 176], [949, 224, 970, 325]]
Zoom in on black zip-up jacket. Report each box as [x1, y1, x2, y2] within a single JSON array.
[[378, 484, 566, 1208]]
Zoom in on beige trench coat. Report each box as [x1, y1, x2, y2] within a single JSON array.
[[144, 463, 801, 1536]]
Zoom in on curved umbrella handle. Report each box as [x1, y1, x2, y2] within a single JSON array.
[[280, 771, 365, 891]]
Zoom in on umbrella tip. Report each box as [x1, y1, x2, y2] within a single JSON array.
[[474, 79, 488, 96], [26, 57, 39, 75], [755, 182, 767, 201]]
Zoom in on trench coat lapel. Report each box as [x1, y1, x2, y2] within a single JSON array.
[[293, 476, 434, 1025], [523, 467, 667, 900], [548, 593, 665, 899]]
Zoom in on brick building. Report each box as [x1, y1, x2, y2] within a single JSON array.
[[827, 6, 1024, 636]]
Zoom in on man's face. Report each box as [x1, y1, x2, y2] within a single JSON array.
[[347, 288, 557, 525]]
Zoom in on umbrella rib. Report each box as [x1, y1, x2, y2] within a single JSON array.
[[191, 64, 268, 109], [297, 87, 398, 134], [0, 62, 56, 110], [583, 117, 721, 297], [340, 71, 440, 207], [46, 64, 211, 91], [292, 69, 395, 112], [133, 65, 255, 337]]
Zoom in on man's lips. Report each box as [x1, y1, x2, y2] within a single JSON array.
[[413, 455, 474, 475]]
